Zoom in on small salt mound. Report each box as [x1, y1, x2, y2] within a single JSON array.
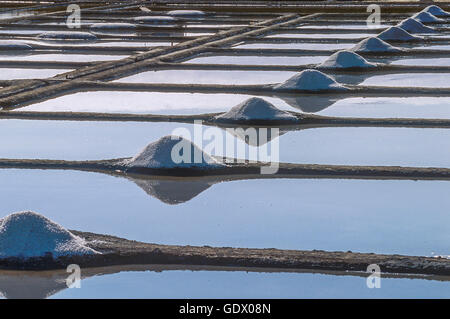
[[126, 135, 223, 169], [133, 16, 177, 25], [214, 97, 298, 123], [274, 69, 346, 91], [318, 50, 376, 69], [0, 40, 32, 51], [377, 26, 422, 41], [351, 37, 403, 53], [167, 10, 205, 17], [412, 11, 445, 23], [37, 31, 97, 42], [397, 18, 437, 34], [0, 211, 98, 259], [421, 5, 450, 17]]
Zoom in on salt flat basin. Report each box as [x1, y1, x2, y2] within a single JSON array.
[[0, 54, 129, 62], [266, 33, 372, 39], [41, 41, 174, 48], [383, 58, 450, 67], [360, 73, 450, 88], [16, 92, 450, 120], [416, 44, 450, 50], [1, 120, 450, 168], [1, 267, 448, 299], [0, 68, 71, 80], [0, 169, 448, 258], [297, 24, 391, 30], [114, 70, 297, 85], [234, 42, 354, 50], [185, 55, 327, 65]]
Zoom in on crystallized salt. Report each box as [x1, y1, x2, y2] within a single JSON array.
[[214, 97, 298, 122], [396, 18, 437, 34], [421, 5, 450, 17], [0, 211, 98, 259], [351, 37, 403, 52], [37, 31, 98, 41], [125, 136, 223, 169], [377, 26, 422, 41], [274, 69, 346, 91], [318, 50, 376, 69], [412, 11, 445, 23]]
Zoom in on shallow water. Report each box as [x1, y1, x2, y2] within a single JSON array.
[[0, 53, 129, 62], [0, 68, 70, 79], [17, 91, 450, 120], [1, 268, 448, 299], [388, 57, 450, 66], [0, 169, 448, 257], [185, 55, 326, 65], [235, 42, 354, 50], [360, 73, 450, 88], [266, 33, 372, 39], [115, 69, 297, 84]]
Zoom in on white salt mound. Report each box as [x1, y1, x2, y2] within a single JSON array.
[[167, 10, 205, 17], [421, 5, 450, 17], [133, 16, 177, 24], [351, 37, 402, 53], [377, 26, 422, 41], [37, 31, 97, 41], [214, 97, 298, 122], [275, 69, 346, 91], [397, 18, 437, 34], [126, 135, 223, 169], [412, 11, 444, 23], [318, 50, 376, 69], [0, 211, 98, 259]]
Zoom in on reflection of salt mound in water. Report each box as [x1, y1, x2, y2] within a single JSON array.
[[318, 50, 376, 69], [0, 40, 32, 52], [396, 18, 437, 34], [125, 136, 223, 169], [37, 31, 97, 42], [133, 16, 177, 25], [377, 26, 422, 42], [226, 126, 287, 146], [0, 211, 98, 259], [131, 178, 214, 204], [351, 37, 403, 53], [279, 94, 339, 113], [421, 5, 450, 17], [412, 11, 444, 23], [275, 70, 346, 91], [90, 23, 137, 34], [214, 97, 297, 123], [0, 271, 69, 299], [167, 10, 205, 17]]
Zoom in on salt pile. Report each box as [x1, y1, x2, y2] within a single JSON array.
[[274, 69, 346, 91], [351, 37, 403, 53], [0, 211, 98, 259], [421, 5, 450, 17], [125, 136, 223, 169], [412, 11, 444, 23], [318, 50, 376, 69], [214, 97, 298, 123], [133, 16, 177, 25], [396, 18, 437, 34], [377, 26, 422, 41], [167, 10, 205, 17], [37, 31, 98, 42]]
